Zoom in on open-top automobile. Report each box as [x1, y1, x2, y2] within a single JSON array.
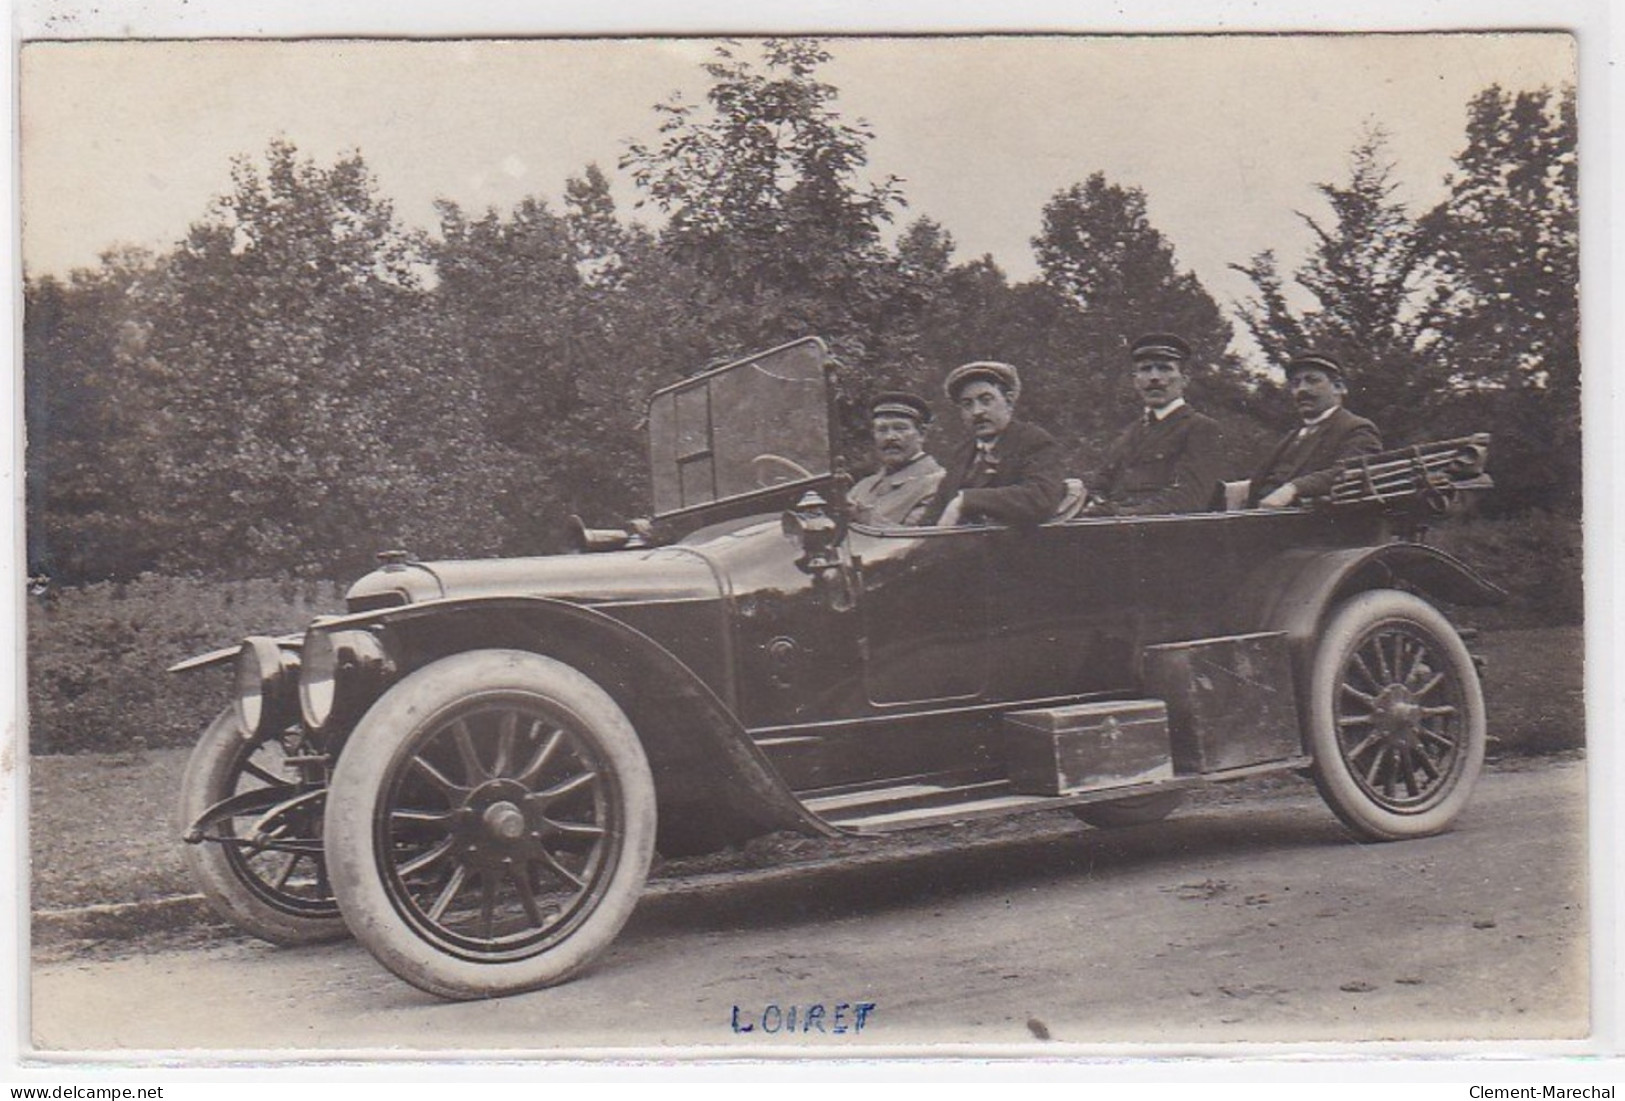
[[175, 336, 1501, 999]]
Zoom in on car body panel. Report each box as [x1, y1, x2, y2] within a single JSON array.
[[347, 547, 725, 609]]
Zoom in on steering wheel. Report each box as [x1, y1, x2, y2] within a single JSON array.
[[751, 453, 815, 488]]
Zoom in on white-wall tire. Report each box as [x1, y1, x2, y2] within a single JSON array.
[[179, 708, 348, 945], [324, 650, 655, 999], [1306, 590, 1485, 840]]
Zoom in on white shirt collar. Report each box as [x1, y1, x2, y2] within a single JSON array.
[[1149, 397, 1187, 422], [1300, 404, 1339, 428]]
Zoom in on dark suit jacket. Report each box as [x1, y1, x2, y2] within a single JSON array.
[[923, 419, 1067, 526], [1248, 405, 1383, 505], [1094, 403, 1225, 515]]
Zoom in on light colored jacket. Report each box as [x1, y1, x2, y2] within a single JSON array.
[[849, 452, 946, 526]]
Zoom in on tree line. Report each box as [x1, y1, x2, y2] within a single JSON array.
[[24, 39, 1578, 585]]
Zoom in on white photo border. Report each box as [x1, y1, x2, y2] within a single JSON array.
[[4, 0, 1618, 1085]]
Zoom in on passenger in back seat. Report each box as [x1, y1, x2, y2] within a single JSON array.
[[1084, 333, 1225, 516], [922, 361, 1067, 527], [1245, 352, 1382, 508]]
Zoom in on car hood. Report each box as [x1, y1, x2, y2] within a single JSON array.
[[345, 546, 726, 610]]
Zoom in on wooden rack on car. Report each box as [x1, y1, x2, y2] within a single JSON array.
[[1319, 433, 1493, 511]]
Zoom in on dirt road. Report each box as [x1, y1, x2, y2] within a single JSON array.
[[29, 759, 1588, 1053]]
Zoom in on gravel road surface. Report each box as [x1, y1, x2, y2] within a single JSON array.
[[29, 759, 1588, 1053]]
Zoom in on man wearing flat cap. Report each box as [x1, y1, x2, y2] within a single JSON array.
[[1247, 351, 1382, 508], [923, 361, 1067, 526], [848, 391, 946, 527], [1087, 333, 1225, 515]]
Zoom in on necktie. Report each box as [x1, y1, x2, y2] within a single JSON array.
[[971, 440, 998, 486], [1283, 422, 1324, 472]]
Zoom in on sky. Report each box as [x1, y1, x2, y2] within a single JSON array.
[[20, 31, 1575, 343]]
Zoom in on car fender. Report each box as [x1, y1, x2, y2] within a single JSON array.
[[177, 595, 837, 850], [396, 596, 840, 848], [1231, 541, 1504, 711]]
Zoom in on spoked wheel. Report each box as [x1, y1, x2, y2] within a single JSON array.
[[1307, 590, 1485, 840], [179, 708, 347, 944], [1071, 789, 1185, 828], [325, 650, 656, 1000]]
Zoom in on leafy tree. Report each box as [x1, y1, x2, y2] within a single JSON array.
[[432, 194, 616, 547], [840, 217, 964, 395], [906, 252, 1031, 379], [894, 217, 956, 288], [430, 171, 723, 543], [565, 162, 634, 290], [25, 250, 167, 582], [1232, 127, 1445, 438], [433, 197, 583, 452], [1028, 173, 1250, 466], [1423, 85, 1579, 510], [135, 140, 508, 577], [622, 38, 906, 351]]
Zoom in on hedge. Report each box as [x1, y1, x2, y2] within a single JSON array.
[[27, 575, 342, 755], [1424, 509, 1583, 628]]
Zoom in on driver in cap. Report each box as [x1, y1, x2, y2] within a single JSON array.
[[848, 391, 946, 526]]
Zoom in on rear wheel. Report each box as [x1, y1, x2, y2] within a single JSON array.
[[325, 650, 656, 1000], [1307, 590, 1485, 840], [179, 709, 347, 945], [1071, 790, 1185, 828]]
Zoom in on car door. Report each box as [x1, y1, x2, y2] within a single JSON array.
[[979, 517, 1147, 701], [853, 526, 992, 707]]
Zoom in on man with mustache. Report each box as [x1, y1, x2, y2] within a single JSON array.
[[923, 360, 1066, 527], [847, 391, 946, 526], [1247, 351, 1383, 508], [1086, 333, 1224, 515]]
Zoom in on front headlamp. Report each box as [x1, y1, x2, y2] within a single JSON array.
[[234, 636, 301, 739], [298, 626, 394, 735]]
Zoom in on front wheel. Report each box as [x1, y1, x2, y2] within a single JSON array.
[[178, 709, 348, 945], [1306, 590, 1485, 841], [324, 650, 656, 999]]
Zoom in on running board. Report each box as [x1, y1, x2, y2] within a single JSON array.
[[801, 756, 1313, 835], [822, 786, 1082, 832], [806, 777, 1188, 834], [802, 777, 1010, 819]]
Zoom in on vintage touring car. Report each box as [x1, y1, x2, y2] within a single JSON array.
[[175, 337, 1500, 999]]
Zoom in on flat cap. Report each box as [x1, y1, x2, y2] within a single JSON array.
[[1286, 351, 1345, 380], [944, 360, 1021, 402], [870, 391, 932, 425], [1130, 333, 1191, 363]]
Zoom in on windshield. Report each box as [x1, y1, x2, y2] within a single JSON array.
[[647, 338, 833, 517]]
